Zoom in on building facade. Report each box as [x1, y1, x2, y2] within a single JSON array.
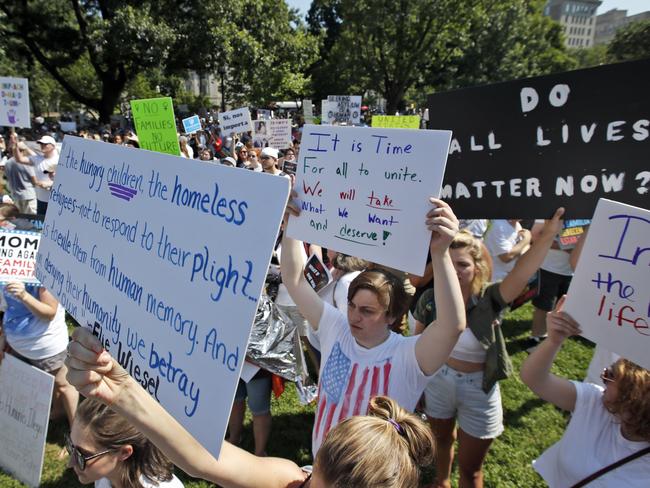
[[544, 0, 601, 48], [594, 9, 650, 45]]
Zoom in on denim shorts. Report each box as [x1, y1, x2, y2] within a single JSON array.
[[423, 364, 503, 439], [234, 376, 272, 416]]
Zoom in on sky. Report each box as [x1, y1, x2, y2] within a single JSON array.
[[286, 0, 649, 18]]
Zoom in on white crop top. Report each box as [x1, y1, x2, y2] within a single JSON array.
[[449, 328, 486, 363]]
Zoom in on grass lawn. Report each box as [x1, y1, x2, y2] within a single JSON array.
[[0, 304, 594, 487]]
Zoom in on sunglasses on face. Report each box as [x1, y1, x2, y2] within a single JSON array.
[[260, 156, 271, 160], [600, 367, 616, 384], [65, 434, 116, 471]]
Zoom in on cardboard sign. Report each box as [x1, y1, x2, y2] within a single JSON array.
[[372, 115, 420, 129], [559, 219, 590, 250], [565, 199, 649, 370], [130, 97, 180, 156], [253, 119, 292, 149], [0, 230, 40, 285], [427, 59, 650, 218], [59, 121, 77, 133], [325, 95, 361, 125], [218, 107, 253, 135], [0, 355, 54, 488], [286, 125, 451, 275], [182, 115, 201, 134], [0, 77, 30, 128], [36, 136, 289, 458]]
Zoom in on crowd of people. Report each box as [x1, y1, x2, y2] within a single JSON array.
[[0, 116, 648, 488]]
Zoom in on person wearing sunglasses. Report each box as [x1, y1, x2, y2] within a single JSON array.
[[521, 296, 650, 487], [68, 397, 184, 488]]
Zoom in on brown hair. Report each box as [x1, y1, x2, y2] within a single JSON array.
[[450, 230, 492, 295], [347, 270, 409, 325], [75, 399, 174, 488], [607, 359, 650, 441], [331, 253, 368, 273], [315, 396, 434, 487]]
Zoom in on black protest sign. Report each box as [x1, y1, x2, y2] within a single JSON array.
[[427, 59, 650, 218]]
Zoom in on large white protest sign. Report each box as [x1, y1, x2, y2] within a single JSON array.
[[286, 125, 452, 275], [35, 137, 289, 458], [218, 107, 253, 135], [0, 355, 54, 488], [565, 199, 650, 370], [253, 119, 292, 149], [0, 77, 30, 128], [325, 95, 361, 125], [0, 229, 40, 285]]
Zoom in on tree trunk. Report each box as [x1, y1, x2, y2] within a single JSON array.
[[98, 78, 127, 124]]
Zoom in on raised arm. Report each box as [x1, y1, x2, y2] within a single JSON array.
[[415, 199, 466, 375], [66, 328, 306, 488], [499, 208, 564, 303], [9, 133, 31, 164], [520, 296, 580, 412], [4, 282, 58, 321]]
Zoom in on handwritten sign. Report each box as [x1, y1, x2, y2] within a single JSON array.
[[268, 119, 292, 149], [325, 95, 361, 125], [559, 219, 590, 250], [427, 59, 650, 218], [0, 77, 30, 128], [286, 125, 451, 275], [0, 229, 40, 285], [565, 198, 649, 369], [0, 355, 53, 488], [35, 137, 289, 458], [372, 115, 420, 129], [182, 115, 201, 134], [218, 107, 253, 135], [303, 99, 314, 123], [130, 97, 180, 156]]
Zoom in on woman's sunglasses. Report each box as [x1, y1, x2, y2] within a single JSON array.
[[600, 367, 616, 384], [65, 433, 117, 470]]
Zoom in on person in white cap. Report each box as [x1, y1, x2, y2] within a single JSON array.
[[260, 147, 287, 177], [12, 134, 59, 215]]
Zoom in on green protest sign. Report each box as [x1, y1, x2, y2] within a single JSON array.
[[130, 97, 180, 156], [371, 115, 420, 129]]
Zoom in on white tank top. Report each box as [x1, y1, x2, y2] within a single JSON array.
[[449, 328, 486, 363]]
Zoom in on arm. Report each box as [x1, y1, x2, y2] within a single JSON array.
[[415, 199, 466, 375], [408, 261, 433, 288], [520, 296, 580, 412], [499, 208, 564, 303], [4, 282, 58, 321], [497, 229, 531, 263], [66, 329, 306, 488]]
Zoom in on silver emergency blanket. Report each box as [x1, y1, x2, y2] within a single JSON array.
[[246, 295, 316, 404]]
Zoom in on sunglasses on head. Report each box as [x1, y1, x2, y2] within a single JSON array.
[[600, 367, 616, 384], [65, 433, 117, 471]]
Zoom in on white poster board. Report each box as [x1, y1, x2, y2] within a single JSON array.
[[286, 125, 452, 275], [0, 77, 30, 128], [565, 198, 650, 370], [326, 95, 361, 125], [59, 121, 77, 133], [0, 355, 54, 488], [0, 229, 41, 285], [218, 107, 253, 135], [253, 119, 292, 149], [35, 137, 289, 458]]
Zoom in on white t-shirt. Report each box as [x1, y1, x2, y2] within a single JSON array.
[[312, 302, 430, 455], [533, 381, 650, 487], [274, 243, 308, 307], [95, 474, 184, 488], [484, 220, 521, 281], [30, 153, 59, 202]]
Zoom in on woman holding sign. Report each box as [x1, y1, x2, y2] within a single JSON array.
[[281, 196, 466, 455], [65, 328, 435, 487], [413, 209, 564, 488], [521, 297, 650, 487]]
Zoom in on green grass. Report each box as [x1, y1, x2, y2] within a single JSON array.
[[0, 304, 594, 487]]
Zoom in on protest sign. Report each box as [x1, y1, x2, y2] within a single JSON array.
[[0, 355, 53, 488], [253, 119, 292, 149], [0, 77, 30, 128], [303, 99, 314, 123], [218, 107, 253, 135], [35, 136, 289, 458], [304, 253, 332, 293], [182, 115, 201, 134], [427, 59, 650, 218], [371, 115, 420, 129], [326, 95, 361, 125], [59, 121, 77, 133], [0, 229, 40, 285], [257, 109, 272, 120], [564, 198, 649, 370], [559, 219, 590, 250], [130, 97, 180, 156], [253, 120, 270, 148], [286, 125, 451, 275]]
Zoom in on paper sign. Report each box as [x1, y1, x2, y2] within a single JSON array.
[[257, 109, 272, 120], [253, 120, 270, 148], [0, 77, 30, 128], [286, 125, 452, 275], [372, 115, 420, 129], [565, 198, 650, 370], [59, 121, 77, 133], [0, 355, 54, 488], [304, 253, 332, 292], [130, 97, 180, 156], [559, 219, 590, 250], [253, 119, 292, 149], [35, 136, 289, 458], [428, 59, 650, 218], [218, 107, 253, 135], [0, 229, 40, 285], [182, 115, 201, 134], [326, 95, 361, 125]]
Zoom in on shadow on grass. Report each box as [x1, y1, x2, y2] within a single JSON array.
[[504, 397, 547, 428]]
